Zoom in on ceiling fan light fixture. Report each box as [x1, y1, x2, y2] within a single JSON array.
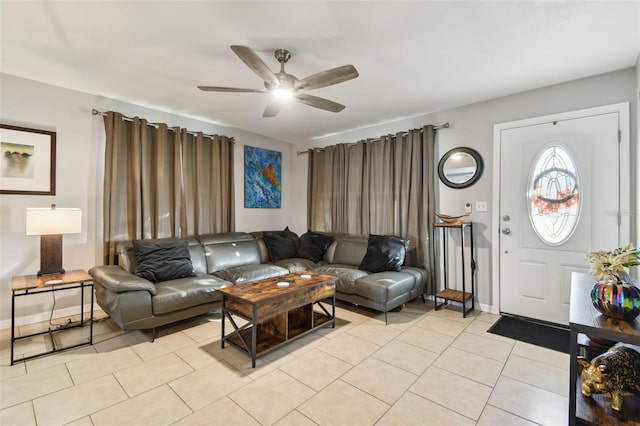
[[272, 87, 293, 100], [198, 45, 359, 117]]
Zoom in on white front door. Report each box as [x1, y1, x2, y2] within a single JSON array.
[[495, 104, 629, 325]]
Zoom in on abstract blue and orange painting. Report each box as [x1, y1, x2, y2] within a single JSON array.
[[244, 145, 281, 208]]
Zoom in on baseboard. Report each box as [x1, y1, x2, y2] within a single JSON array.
[[477, 302, 496, 314], [0, 303, 102, 331], [3, 299, 496, 330]]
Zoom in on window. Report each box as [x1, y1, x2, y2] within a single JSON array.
[[528, 144, 580, 245]]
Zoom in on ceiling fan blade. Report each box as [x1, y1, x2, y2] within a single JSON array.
[[198, 86, 268, 93], [263, 100, 283, 118], [230, 45, 279, 86], [295, 65, 359, 91], [295, 93, 345, 113]]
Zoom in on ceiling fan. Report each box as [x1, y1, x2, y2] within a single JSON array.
[[198, 45, 359, 117]]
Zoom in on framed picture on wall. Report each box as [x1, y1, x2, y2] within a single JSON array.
[[244, 145, 281, 208], [0, 124, 56, 195]]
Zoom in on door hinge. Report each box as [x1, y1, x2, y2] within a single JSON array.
[[618, 129, 622, 143], [618, 212, 622, 226]]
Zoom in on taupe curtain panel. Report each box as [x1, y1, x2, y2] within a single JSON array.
[[102, 111, 235, 265], [307, 126, 436, 284]]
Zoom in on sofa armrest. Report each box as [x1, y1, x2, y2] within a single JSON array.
[[89, 265, 157, 296]]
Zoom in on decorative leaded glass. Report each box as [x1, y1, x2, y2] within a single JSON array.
[[527, 144, 580, 245]]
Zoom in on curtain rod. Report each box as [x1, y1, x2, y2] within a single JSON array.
[[91, 109, 233, 141], [296, 122, 450, 155]]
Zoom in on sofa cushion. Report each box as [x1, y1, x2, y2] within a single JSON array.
[[401, 266, 427, 288], [274, 257, 319, 273], [199, 232, 261, 273], [213, 264, 288, 284], [297, 231, 334, 263], [263, 227, 299, 262], [354, 272, 416, 302], [331, 235, 369, 266], [311, 264, 369, 295], [252, 233, 271, 263], [359, 235, 409, 273], [133, 240, 196, 283], [152, 275, 230, 315]]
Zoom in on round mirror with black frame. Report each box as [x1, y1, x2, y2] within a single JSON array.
[[438, 147, 484, 189]]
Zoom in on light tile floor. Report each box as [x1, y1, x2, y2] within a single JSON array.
[[0, 300, 570, 425]]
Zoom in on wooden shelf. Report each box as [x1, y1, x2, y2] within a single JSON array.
[[575, 380, 640, 425], [435, 289, 473, 303], [434, 222, 469, 228], [313, 311, 332, 327], [227, 326, 286, 356], [225, 310, 334, 357]]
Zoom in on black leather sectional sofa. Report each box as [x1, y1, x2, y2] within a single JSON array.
[[89, 231, 428, 334]]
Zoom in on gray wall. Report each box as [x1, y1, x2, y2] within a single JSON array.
[[0, 73, 293, 328], [290, 68, 637, 311]]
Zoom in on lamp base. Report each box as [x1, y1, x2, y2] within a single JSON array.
[[37, 268, 66, 277], [39, 234, 65, 277]]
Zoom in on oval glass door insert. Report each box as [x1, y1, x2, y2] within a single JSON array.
[[528, 144, 580, 245]]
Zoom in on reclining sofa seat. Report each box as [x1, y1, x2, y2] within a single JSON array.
[[311, 235, 427, 323], [89, 237, 230, 335], [253, 231, 427, 323], [198, 232, 289, 283]]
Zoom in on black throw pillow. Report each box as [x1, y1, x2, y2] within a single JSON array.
[[297, 230, 334, 263], [359, 234, 409, 273], [263, 227, 299, 262], [133, 240, 196, 283]]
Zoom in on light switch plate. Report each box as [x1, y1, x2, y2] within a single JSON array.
[[476, 201, 488, 212]]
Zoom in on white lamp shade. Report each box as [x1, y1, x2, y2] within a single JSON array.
[[26, 208, 82, 235]]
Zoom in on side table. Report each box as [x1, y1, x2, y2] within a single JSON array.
[[569, 272, 640, 425], [11, 269, 94, 365], [433, 221, 476, 317]]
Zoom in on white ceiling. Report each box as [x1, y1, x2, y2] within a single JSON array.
[[1, 1, 639, 143]]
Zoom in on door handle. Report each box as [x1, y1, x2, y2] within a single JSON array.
[[502, 228, 511, 235]]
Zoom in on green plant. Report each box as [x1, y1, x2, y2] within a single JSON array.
[[587, 244, 640, 283]]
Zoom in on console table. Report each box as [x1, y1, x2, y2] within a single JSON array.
[[433, 221, 475, 317], [569, 272, 640, 425], [11, 269, 94, 365]]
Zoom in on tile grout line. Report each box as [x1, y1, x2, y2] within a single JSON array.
[[1, 306, 569, 425]]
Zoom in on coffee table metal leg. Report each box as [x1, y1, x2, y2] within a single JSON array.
[[332, 292, 336, 328], [251, 309, 257, 368], [221, 295, 226, 349], [11, 291, 15, 365], [569, 328, 578, 425], [89, 283, 94, 345]]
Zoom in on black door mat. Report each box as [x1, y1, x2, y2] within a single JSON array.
[[488, 315, 570, 354]]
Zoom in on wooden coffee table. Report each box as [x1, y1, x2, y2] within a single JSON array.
[[220, 271, 336, 367]]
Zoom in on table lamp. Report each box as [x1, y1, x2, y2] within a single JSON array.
[[26, 205, 82, 276]]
